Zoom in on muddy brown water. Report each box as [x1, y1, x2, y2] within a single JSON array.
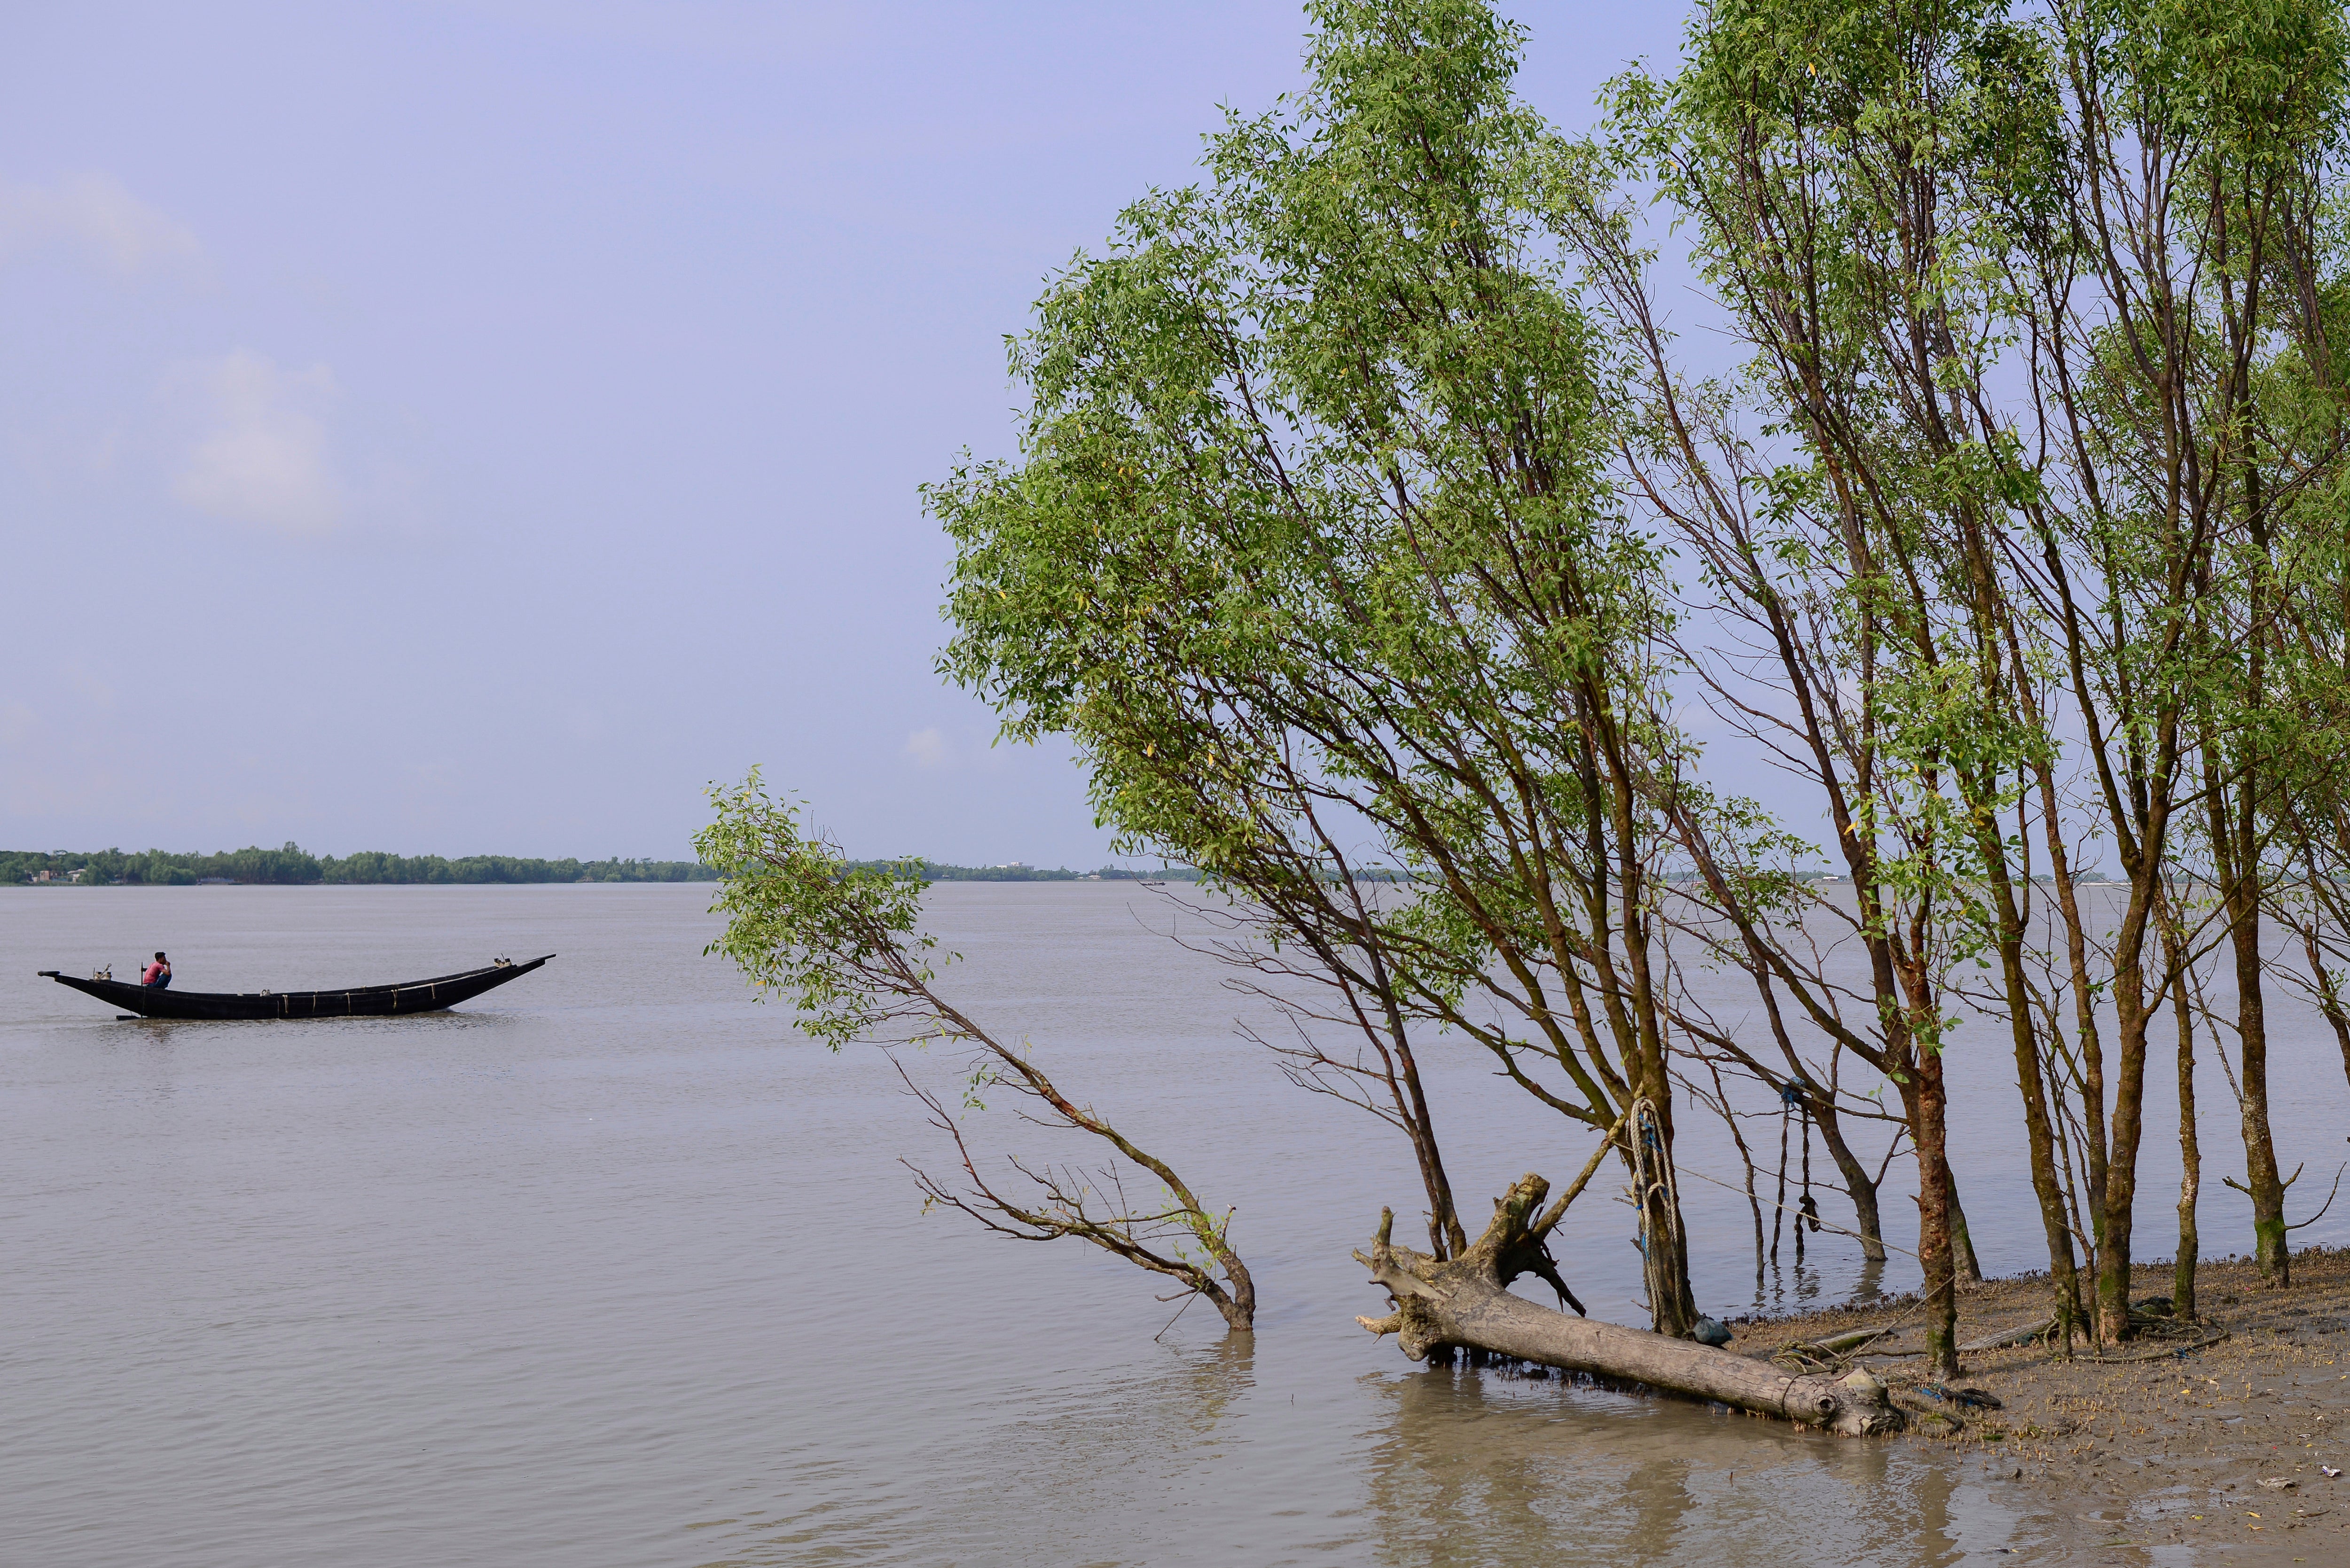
[[6, 882, 2344, 1565]]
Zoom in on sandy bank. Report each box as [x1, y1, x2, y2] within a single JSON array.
[[1721, 1246, 2350, 1558]]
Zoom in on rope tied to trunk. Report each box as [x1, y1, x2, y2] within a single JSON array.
[[1629, 1096, 1684, 1330]]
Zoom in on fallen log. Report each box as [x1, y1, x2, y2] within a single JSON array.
[[1817, 1325, 1892, 1354], [1776, 1325, 1895, 1370], [1355, 1172, 1906, 1437], [1957, 1317, 2054, 1354]]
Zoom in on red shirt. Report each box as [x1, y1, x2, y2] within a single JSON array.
[[142, 962, 165, 985]]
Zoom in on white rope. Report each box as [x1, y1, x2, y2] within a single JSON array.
[[1629, 1097, 1685, 1325]]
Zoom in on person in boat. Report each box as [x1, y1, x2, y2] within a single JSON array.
[[140, 952, 172, 989]]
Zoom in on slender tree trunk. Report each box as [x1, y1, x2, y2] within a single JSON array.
[[1625, 1099, 1699, 1336], [2037, 779, 2110, 1242], [1386, 999, 1466, 1261], [1810, 1095, 1888, 1262], [1796, 1107, 1814, 1271], [1737, 1124, 1767, 1287], [2098, 975, 2154, 1343], [2003, 951, 2087, 1341], [1948, 1173, 1984, 1285], [2226, 883, 2288, 1284], [2304, 933, 2350, 1093], [2078, 939, 2112, 1254], [1905, 1053, 1960, 1377], [1617, 882, 1698, 1336], [1704, 1057, 1768, 1293], [2169, 913, 2201, 1320], [2225, 443, 2287, 1287], [1770, 1101, 1790, 1272]]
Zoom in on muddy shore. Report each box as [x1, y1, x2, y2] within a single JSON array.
[[1724, 1245, 2350, 1559]]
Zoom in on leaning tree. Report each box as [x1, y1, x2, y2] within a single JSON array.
[[932, 0, 1724, 1339]]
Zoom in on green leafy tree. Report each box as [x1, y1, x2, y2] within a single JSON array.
[[1590, 0, 2350, 1345], [932, 0, 1707, 1334], [697, 773, 1255, 1331]]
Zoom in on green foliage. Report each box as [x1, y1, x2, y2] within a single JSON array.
[[927, 0, 1734, 1326], [695, 772, 935, 1052], [929, 0, 1708, 1146], [717, 0, 2350, 1338], [1576, 0, 2350, 1327], [695, 770, 1258, 1327]]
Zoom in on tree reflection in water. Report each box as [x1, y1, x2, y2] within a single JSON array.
[[1359, 1361, 2073, 1566]]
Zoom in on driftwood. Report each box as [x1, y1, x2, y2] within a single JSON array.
[[1355, 1173, 1906, 1436], [1957, 1317, 2055, 1354], [1773, 1324, 1907, 1374], [1776, 1324, 1894, 1368]]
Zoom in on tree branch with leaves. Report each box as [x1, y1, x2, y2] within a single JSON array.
[[696, 772, 1255, 1331]]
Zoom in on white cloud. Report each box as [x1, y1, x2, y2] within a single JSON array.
[[168, 350, 345, 535], [902, 727, 951, 768], [0, 173, 201, 276]]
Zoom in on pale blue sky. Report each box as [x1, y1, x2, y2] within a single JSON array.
[[2, 2, 1689, 865]]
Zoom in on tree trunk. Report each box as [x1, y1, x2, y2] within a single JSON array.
[[1810, 1094, 1888, 1262], [2228, 888, 2288, 1285], [2175, 951, 2201, 1321], [1355, 1174, 1905, 1436], [2097, 981, 2153, 1343], [1629, 1051, 1698, 1337], [2303, 931, 2350, 1094], [1994, 880, 2086, 1342], [2219, 496, 2287, 1287], [1948, 1171, 1985, 1285], [2039, 804, 2110, 1248], [2014, 1014, 2085, 1337], [1903, 1052, 1961, 1378]]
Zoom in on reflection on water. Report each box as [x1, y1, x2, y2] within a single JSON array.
[[1362, 1365, 1954, 1568], [705, 1337, 1264, 1568], [1733, 1253, 1893, 1316], [107, 1007, 519, 1046], [0, 885, 2308, 1566]]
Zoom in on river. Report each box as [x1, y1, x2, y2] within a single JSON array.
[[5, 882, 2342, 1564]]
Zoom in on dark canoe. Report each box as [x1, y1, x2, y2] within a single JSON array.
[[37, 954, 555, 1021]]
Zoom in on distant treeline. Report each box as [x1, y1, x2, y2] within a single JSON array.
[[838, 859, 1202, 882], [10, 845, 1425, 888], [836, 860, 1426, 883], [5, 843, 720, 886]]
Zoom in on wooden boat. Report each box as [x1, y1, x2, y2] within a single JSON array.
[[38, 954, 555, 1021]]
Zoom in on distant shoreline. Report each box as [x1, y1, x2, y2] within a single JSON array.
[[838, 859, 1206, 884], [8, 850, 2132, 891], [6, 845, 719, 888], [6, 846, 1217, 888]]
